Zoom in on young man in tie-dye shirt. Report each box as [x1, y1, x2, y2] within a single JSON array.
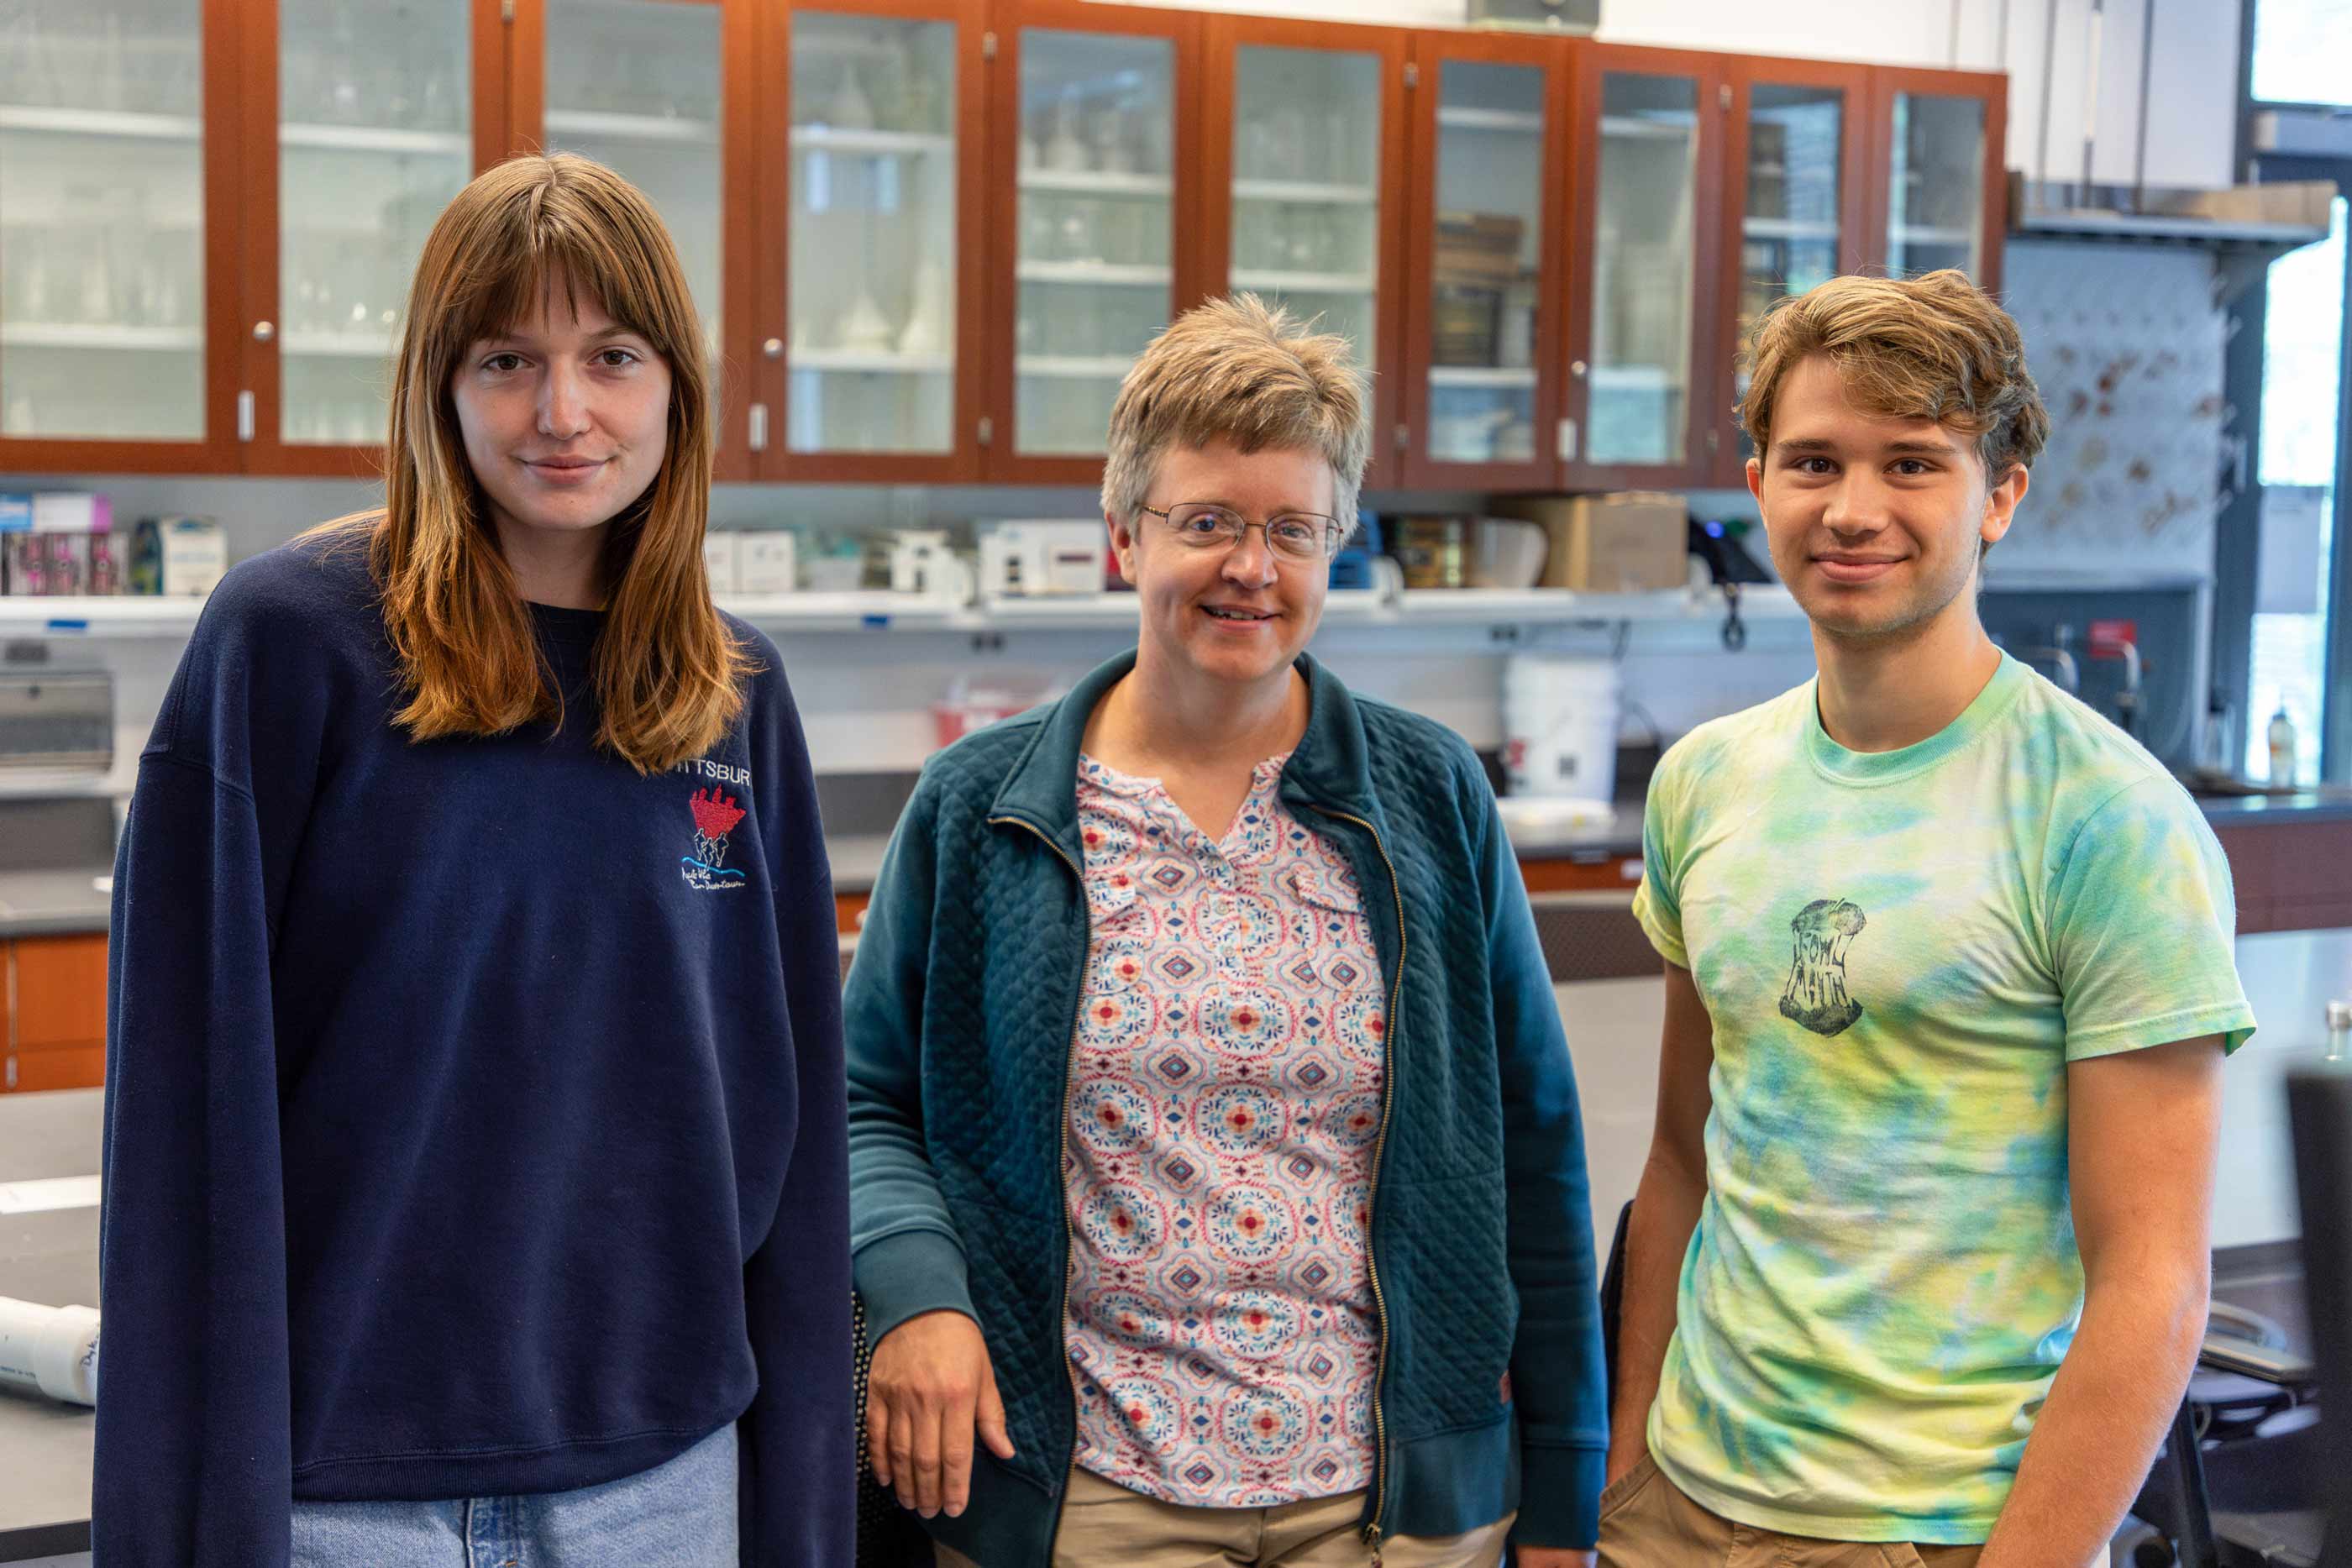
[[1600, 271, 2255, 1568]]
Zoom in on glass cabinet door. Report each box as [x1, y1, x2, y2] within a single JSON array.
[[1884, 91, 1985, 279], [1739, 83, 1843, 354], [1227, 45, 1381, 381], [545, 0, 722, 367], [785, 11, 959, 455], [1424, 59, 1546, 469], [0, 0, 208, 441], [1583, 71, 1700, 469], [1011, 28, 1175, 459], [277, 0, 473, 447]]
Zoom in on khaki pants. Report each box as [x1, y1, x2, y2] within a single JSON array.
[[1596, 1455, 1987, 1568], [934, 1464, 1515, 1567]]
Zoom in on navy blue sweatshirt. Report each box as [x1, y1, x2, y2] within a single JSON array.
[[95, 538, 851, 1565]]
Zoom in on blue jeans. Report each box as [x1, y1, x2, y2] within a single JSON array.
[[290, 1422, 738, 1567]]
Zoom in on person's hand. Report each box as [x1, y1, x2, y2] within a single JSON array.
[[865, 1309, 1016, 1519], [1518, 1550, 1597, 1568]]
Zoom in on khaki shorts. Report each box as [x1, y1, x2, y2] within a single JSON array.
[[935, 1463, 1515, 1567], [1595, 1455, 1987, 1568]]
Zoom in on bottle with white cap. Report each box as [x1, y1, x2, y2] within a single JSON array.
[[0, 1296, 99, 1406]]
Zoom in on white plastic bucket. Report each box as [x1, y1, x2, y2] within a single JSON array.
[[1504, 656, 1620, 802]]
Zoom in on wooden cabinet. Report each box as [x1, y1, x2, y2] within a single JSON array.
[[1396, 30, 1572, 491], [0, 3, 2012, 488], [4, 933, 108, 1093], [1201, 14, 1408, 491]]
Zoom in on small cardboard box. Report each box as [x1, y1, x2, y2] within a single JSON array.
[[1494, 491, 1688, 594]]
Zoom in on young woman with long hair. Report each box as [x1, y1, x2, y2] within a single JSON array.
[[95, 153, 849, 1567]]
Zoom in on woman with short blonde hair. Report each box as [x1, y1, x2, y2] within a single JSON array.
[[97, 153, 850, 1567], [848, 295, 1609, 1568]]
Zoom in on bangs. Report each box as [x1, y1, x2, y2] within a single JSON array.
[[430, 193, 681, 378]]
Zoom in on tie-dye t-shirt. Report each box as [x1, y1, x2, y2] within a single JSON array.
[[1630, 653, 2255, 1544]]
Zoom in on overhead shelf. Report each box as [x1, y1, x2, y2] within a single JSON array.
[[1016, 354, 1137, 379], [0, 585, 1795, 641], [281, 330, 397, 358]]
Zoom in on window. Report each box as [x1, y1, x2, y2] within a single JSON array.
[[2245, 197, 2344, 782], [2251, 0, 2352, 107]]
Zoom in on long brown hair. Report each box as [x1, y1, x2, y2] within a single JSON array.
[[339, 152, 749, 774]]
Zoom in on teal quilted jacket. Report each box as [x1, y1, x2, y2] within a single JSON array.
[[844, 650, 1607, 1565]]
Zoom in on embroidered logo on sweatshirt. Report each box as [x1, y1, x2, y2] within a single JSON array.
[[682, 788, 749, 891]]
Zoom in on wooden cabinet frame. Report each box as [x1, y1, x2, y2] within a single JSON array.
[[1862, 65, 2008, 292], [1200, 13, 1409, 492], [1562, 42, 1732, 493], [239, 0, 512, 480], [0, 0, 248, 476], [979, 0, 1205, 485], [1709, 54, 1872, 487], [764, 0, 993, 482], [1396, 29, 1575, 494], [0, 10, 2012, 490]]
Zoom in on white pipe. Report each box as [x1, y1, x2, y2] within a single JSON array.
[[0, 1296, 99, 1406]]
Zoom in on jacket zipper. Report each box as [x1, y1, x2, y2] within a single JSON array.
[[988, 812, 1091, 1553], [1305, 804, 1405, 1566]]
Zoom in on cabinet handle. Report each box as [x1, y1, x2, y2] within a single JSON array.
[[748, 402, 769, 452], [253, 320, 275, 343], [1557, 417, 1578, 462], [764, 338, 784, 359], [1570, 359, 1588, 378], [4, 1057, 14, 1091], [1393, 421, 1407, 454], [977, 415, 994, 448], [237, 391, 255, 442]]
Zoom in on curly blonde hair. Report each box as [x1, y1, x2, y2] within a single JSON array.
[[1741, 269, 2050, 485], [1100, 293, 1370, 530]]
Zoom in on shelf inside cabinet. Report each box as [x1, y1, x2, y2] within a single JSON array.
[[0, 105, 202, 141], [545, 108, 717, 145], [1015, 261, 1173, 286], [281, 330, 396, 358], [1436, 106, 1544, 134], [789, 349, 953, 375], [0, 323, 202, 352], [1893, 224, 1976, 244], [1017, 170, 1173, 197], [1428, 365, 1537, 389], [1599, 113, 1695, 142], [1228, 269, 1376, 294], [1016, 354, 1137, 379], [1742, 217, 1840, 241], [280, 123, 470, 155], [790, 124, 956, 156], [1232, 179, 1377, 205]]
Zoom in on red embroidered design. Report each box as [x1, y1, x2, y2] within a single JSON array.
[[688, 788, 748, 871]]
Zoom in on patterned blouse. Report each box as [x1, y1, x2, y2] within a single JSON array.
[[1062, 750, 1385, 1508]]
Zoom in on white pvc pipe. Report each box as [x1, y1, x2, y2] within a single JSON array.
[[0, 1296, 99, 1406]]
